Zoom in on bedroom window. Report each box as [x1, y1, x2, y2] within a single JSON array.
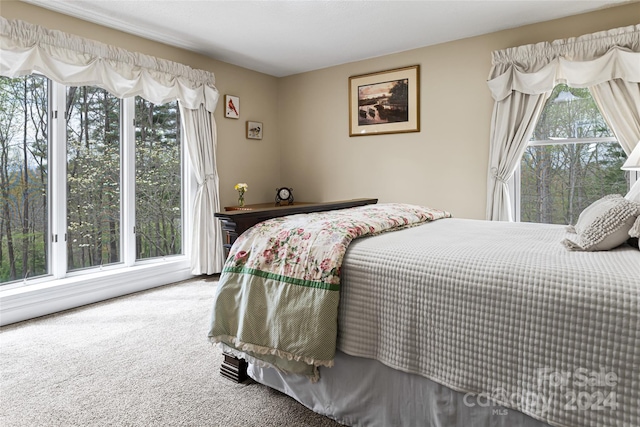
[[517, 84, 632, 224], [0, 77, 185, 286], [134, 98, 182, 260], [0, 75, 49, 283], [66, 86, 122, 271]]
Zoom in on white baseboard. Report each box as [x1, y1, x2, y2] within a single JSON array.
[[0, 260, 197, 326]]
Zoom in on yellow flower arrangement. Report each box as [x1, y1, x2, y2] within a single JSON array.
[[235, 183, 248, 206]]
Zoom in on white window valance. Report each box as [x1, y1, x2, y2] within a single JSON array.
[[0, 16, 219, 111], [485, 24, 640, 222], [488, 24, 640, 101]]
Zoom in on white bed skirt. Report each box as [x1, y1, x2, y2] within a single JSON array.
[[248, 350, 551, 427]]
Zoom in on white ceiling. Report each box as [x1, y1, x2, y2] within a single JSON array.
[[21, 0, 633, 77]]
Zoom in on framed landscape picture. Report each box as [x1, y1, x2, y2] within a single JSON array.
[[349, 65, 420, 137]]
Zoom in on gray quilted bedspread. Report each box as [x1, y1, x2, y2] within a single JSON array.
[[337, 218, 640, 427]]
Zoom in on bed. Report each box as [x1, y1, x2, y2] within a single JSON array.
[[209, 202, 640, 427]]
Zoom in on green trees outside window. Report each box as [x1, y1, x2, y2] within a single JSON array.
[[0, 75, 48, 282], [66, 86, 121, 271], [0, 75, 184, 285], [135, 98, 182, 260], [520, 84, 629, 224]]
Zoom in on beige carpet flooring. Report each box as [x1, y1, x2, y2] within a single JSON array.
[[0, 276, 343, 427]]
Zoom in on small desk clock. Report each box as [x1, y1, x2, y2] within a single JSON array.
[[275, 187, 294, 206]]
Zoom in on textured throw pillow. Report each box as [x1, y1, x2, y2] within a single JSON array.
[[630, 216, 640, 239], [562, 194, 640, 251], [625, 183, 640, 203], [629, 216, 640, 251]]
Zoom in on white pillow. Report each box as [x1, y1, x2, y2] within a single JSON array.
[[629, 216, 640, 251], [562, 194, 640, 251], [630, 216, 640, 239], [625, 182, 640, 203]]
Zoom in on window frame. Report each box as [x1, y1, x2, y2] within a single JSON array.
[[512, 137, 638, 222], [0, 77, 192, 291]]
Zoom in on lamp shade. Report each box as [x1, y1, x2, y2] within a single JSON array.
[[622, 142, 640, 171]]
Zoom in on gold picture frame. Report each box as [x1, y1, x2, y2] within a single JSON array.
[[349, 65, 420, 137]]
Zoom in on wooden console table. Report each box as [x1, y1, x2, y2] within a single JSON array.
[[214, 197, 378, 382]]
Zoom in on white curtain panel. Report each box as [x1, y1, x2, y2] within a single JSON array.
[[486, 24, 640, 221], [590, 79, 640, 155], [1, 17, 224, 274], [485, 91, 549, 222], [180, 104, 225, 274]]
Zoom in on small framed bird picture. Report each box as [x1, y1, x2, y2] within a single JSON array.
[[246, 121, 263, 140], [225, 95, 240, 119]]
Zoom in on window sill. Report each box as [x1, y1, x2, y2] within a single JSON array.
[[0, 258, 196, 326]]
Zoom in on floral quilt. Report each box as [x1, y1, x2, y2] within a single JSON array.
[[207, 203, 451, 380]]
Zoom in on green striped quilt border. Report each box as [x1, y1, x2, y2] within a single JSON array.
[[222, 266, 340, 291]]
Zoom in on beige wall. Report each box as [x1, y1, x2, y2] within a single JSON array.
[[277, 2, 640, 219], [2, 1, 639, 216], [0, 0, 281, 208]]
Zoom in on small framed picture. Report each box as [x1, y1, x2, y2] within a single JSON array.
[[225, 95, 240, 119], [246, 121, 263, 140]]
